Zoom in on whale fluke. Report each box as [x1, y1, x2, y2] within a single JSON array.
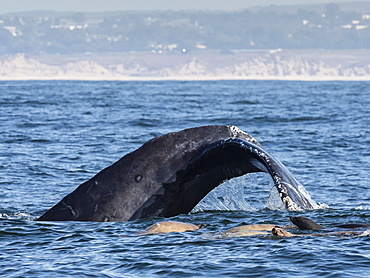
[[38, 125, 318, 222]]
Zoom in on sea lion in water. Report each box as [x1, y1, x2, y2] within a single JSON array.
[[272, 227, 369, 237], [290, 216, 370, 230], [220, 230, 270, 238], [273, 216, 370, 237], [139, 222, 279, 237], [139, 221, 200, 235], [290, 216, 325, 230], [142, 222, 292, 238], [219, 223, 298, 238], [272, 227, 296, 237], [218, 224, 278, 238], [224, 224, 279, 233], [223, 224, 297, 233], [139, 218, 370, 238]]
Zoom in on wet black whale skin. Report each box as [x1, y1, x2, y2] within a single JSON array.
[[38, 125, 316, 222]]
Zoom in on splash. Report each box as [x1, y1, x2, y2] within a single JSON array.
[[0, 211, 33, 220], [192, 173, 285, 212], [192, 175, 254, 212]]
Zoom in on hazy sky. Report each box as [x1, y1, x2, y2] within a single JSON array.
[[0, 0, 360, 13]]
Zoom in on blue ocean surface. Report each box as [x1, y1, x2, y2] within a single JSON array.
[[1, 80, 370, 277]]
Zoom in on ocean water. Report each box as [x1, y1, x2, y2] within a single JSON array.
[[1, 80, 370, 277]]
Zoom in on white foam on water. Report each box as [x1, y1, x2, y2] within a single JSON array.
[[355, 206, 370, 210], [0, 212, 32, 220], [360, 230, 370, 237]]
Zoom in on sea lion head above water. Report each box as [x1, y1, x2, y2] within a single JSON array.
[[272, 227, 296, 237], [290, 216, 325, 230]]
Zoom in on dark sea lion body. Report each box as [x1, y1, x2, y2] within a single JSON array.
[[290, 216, 325, 230], [272, 227, 368, 237], [290, 216, 370, 231]]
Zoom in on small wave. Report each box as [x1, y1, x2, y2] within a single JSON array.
[[360, 230, 370, 237], [316, 202, 330, 209], [228, 100, 259, 105], [355, 206, 370, 210], [0, 212, 33, 220]]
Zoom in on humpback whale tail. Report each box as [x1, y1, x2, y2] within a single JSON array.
[[38, 125, 318, 222]]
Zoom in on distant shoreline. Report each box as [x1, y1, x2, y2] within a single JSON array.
[[2, 76, 370, 82], [1, 50, 370, 81]]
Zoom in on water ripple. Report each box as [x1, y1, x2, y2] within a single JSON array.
[[1, 80, 370, 277]]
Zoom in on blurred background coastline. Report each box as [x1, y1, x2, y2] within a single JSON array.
[[1, 1, 370, 80]]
